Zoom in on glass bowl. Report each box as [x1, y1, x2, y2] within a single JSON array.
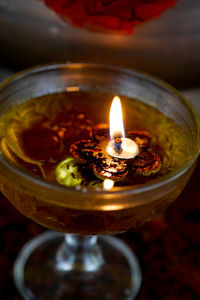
[[0, 63, 199, 235], [0, 63, 199, 300]]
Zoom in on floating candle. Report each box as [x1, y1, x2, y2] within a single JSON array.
[[69, 95, 161, 181], [106, 96, 139, 159]]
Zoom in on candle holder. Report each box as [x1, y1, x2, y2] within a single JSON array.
[[0, 63, 199, 300]]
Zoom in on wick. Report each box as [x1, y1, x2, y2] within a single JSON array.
[[114, 137, 123, 153]]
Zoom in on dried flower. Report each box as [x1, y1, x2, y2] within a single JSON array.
[[70, 123, 161, 180]]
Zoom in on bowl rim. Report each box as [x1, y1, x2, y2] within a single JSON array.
[[0, 62, 199, 201]]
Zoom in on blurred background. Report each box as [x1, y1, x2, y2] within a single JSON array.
[[0, 1, 199, 299], [0, 0, 200, 88]]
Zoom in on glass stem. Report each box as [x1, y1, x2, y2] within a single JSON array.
[[56, 234, 104, 272]]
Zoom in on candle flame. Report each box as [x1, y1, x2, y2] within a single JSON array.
[[109, 96, 125, 140]]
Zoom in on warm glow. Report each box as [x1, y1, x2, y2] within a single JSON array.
[[109, 96, 125, 140], [103, 179, 114, 190], [107, 96, 139, 159]]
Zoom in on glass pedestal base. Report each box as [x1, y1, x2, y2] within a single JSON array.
[[14, 231, 141, 300]]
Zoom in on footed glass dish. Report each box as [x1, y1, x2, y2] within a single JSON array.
[[0, 63, 199, 300]]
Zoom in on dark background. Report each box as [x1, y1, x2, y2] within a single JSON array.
[[0, 0, 200, 299]]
